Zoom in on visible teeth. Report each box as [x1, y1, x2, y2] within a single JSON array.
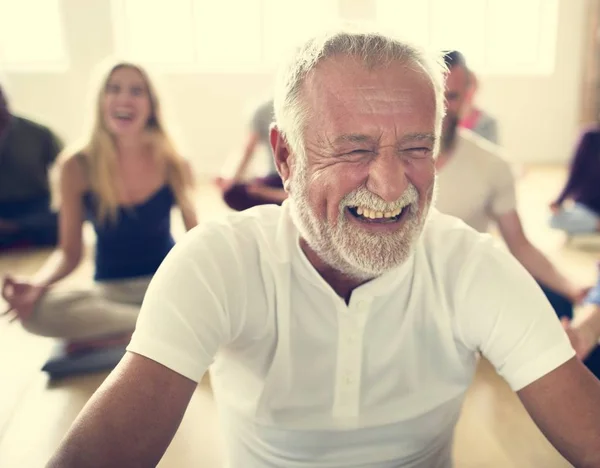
[[352, 205, 410, 220]]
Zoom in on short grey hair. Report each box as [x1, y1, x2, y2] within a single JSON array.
[[273, 28, 448, 159]]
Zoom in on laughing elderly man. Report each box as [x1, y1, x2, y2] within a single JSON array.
[[49, 30, 600, 468]]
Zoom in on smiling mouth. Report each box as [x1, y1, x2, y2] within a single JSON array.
[[347, 205, 408, 223], [113, 110, 135, 122]]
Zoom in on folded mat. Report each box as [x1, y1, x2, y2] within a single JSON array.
[[42, 342, 127, 379]]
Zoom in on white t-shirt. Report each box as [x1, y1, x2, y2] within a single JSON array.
[[128, 202, 574, 468], [435, 129, 517, 233]]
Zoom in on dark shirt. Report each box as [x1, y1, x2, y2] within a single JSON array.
[[0, 116, 62, 202], [555, 127, 600, 215], [83, 185, 176, 281]]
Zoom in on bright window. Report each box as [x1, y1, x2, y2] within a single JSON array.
[[262, 0, 339, 66], [112, 0, 196, 68], [0, 0, 68, 71], [376, 0, 559, 75], [193, 0, 263, 70], [112, 0, 339, 72]]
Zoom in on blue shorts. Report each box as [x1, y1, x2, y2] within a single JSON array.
[[549, 203, 599, 235], [587, 273, 600, 305]]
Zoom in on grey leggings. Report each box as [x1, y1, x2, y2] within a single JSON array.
[[22, 276, 151, 341]]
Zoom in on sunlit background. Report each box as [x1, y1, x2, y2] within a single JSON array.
[[0, 0, 587, 177]]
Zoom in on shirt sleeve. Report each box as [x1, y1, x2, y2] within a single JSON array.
[[250, 100, 274, 140], [476, 115, 499, 145], [489, 155, 517, 217], [127, 223, 244, 382], [586, 273, 600, 306], [454, 237, 575, 391]]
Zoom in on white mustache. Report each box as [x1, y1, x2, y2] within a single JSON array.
[[341, 184, 419, 213]]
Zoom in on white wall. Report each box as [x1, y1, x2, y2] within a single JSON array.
[[2, 0, 589, 178], [475, 0, 588, 164]]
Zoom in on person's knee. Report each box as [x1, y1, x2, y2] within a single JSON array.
[[549, 210, 596, 235], [20, 304, 48, 336], [549, 210, 573, 230], [223, 184, 252, 211], [21, 291, 68, 337]]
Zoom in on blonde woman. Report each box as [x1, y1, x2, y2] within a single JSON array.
[[1, 61, 197, 353]]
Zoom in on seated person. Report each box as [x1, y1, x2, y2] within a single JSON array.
[[458, 67, 499, 144], [215, 98, 287, 210], [549, 126, 600, 235], [0, 83, 63, 250], [47, 30, 600, 468], [436, 50, 587, 321], [1, 61, 197, 355]]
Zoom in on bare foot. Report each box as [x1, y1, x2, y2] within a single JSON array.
[[66, 332, 133, 355]]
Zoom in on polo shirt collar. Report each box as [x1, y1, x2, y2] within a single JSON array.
[[277, 201, 416, 299]]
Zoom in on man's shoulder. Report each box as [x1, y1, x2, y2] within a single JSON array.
[[420, 208, 496, 262], [422, 208, 483, 243], [180, 204, 288, 259], [580, 125, 600, 142], [418, 209, 513, 289], [457, 129, 508, 165], [13, 115, 55, 139], [13, 115, 52, 133], [457, 128, 506, 161]]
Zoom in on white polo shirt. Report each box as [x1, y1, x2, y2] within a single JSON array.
[[128, 202, 574, 467]]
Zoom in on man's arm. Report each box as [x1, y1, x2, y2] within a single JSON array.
[[496, 210, 583, 302], [47, 352, 197, 468], [247, 182, 288, 204], [456, 234, 600, 466], [563, 303, 600, 360], [518, 357, 600, 467]]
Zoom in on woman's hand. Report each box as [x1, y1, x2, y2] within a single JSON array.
[[1, 275, 48, 322], [561, 317, 599, 361]]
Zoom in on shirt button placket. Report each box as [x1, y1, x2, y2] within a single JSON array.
[[332, 298, 369, 420]]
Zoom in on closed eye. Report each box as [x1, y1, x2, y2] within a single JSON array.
[[346, 149, 374, 155], [402, 147, 432, 159]]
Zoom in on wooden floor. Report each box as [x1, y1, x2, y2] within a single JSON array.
[[0, 167, 598, 467]]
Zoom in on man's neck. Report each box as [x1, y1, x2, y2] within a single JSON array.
[[299, 238, 371, 303]]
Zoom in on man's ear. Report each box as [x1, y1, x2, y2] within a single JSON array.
[[270, 124, 291, 191]]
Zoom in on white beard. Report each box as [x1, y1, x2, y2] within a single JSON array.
[[288, 163, 433, 281]]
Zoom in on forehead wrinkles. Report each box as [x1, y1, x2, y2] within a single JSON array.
[[307, 85, 434, 134]]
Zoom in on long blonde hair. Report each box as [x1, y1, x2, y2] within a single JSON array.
[[61, 61, 193, 224]]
